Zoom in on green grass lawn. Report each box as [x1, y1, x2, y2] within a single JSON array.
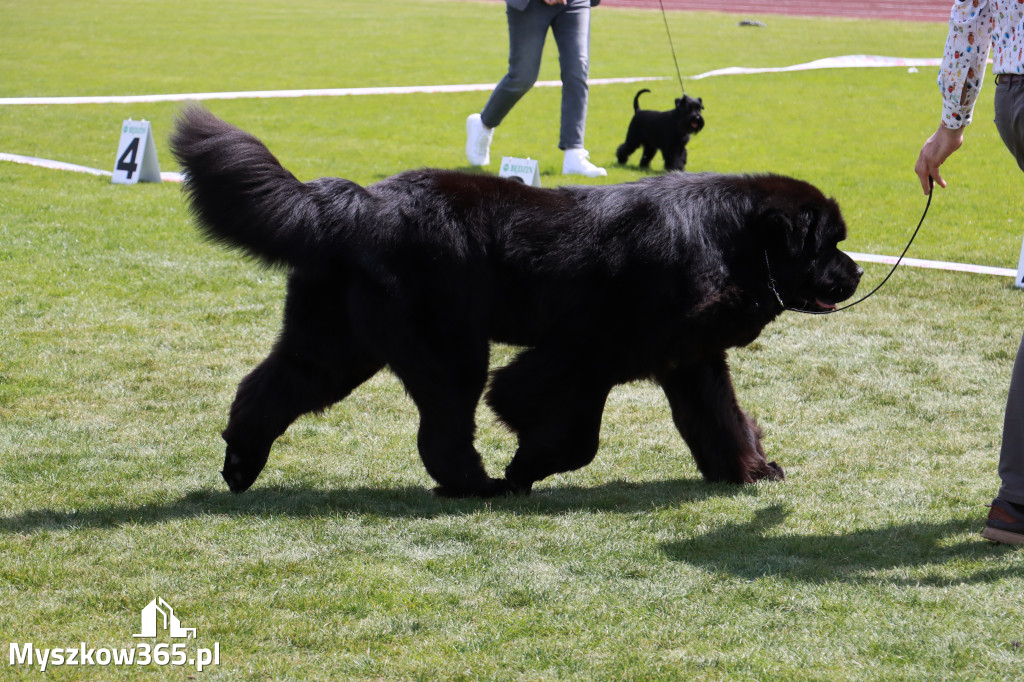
[[3, 0, 1024, 679]]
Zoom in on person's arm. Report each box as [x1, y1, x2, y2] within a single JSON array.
[[939, 0, 993, 129], [914, 0, 993, 194], [915, 124, 963, 193]]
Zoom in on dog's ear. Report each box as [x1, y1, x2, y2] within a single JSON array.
[[675, 98, 683, 108], [761, 207, 810, 255]]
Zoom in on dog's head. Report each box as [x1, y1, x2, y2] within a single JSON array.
[[674, 94, 705, 134], [754, 176, 862, 313]]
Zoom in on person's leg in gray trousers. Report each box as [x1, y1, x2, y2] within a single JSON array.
[[480, 0, 591, 150], [993, 78, 1024, 509], [551, 1, 590, 150]]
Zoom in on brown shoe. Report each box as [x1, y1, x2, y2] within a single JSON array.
[[981, 498, 1024, 545]]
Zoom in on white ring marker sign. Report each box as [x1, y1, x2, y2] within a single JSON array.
[[112, 119, 162, 184], [499, 157, 541, 187]]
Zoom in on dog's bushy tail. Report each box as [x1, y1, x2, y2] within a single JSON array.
[[633, 89, 650, 112], [170, 105, 367, 267]]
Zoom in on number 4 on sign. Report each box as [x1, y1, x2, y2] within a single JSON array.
[[112, 119, 162, 184]]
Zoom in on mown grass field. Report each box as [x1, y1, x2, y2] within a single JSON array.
[[2, 0, 1023, 678]]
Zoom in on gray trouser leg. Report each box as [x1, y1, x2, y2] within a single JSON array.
[[480, 0, 591, 150], [993, 80, 1024, 505], [480, 6, 548, 130], [551, 1, 590, 150]]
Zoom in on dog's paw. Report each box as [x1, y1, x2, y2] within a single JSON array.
[[503, 477, 533, 496], [763, 460, 785, 481], [221, 446, 267, 493]]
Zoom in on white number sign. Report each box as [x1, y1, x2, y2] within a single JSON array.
[[112, 119, 162, 184]]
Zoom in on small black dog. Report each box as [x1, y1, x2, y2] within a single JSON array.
[[616, 89, 704, 172]]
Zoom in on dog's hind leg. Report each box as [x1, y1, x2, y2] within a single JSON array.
[[221, 274, 384, 493], [221, 343, 382, 493], [616, 137, 639, 165], [487, 347, 612, 493], [657, 354, 784, 485]]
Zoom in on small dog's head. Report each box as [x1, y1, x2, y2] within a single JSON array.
[[674, 94, 705, 135]]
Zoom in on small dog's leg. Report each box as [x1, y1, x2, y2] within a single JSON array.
[[617, 118, 644, 164], [639, 145, 657, 169], [663, 142, 687, 171], [663, 153, 684, 172], [616, 139, 639, 165]]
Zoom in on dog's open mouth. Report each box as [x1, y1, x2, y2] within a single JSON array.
[[795, 298, 839, 312]]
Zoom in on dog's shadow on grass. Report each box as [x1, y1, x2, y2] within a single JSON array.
[[661, 502, 1016, 585], [0, 478, 736, 533], [2, 485, 1012, 583]]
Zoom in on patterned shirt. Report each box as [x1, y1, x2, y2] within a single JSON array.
[[940, 0, 1024, 128]]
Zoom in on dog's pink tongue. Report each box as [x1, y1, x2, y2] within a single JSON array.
[[816, 299, 837, 311]]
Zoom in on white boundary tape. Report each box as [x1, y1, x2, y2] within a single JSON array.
[[0, 77, 666, 106], [0, 152, 112, 177], [0, 152, 183, 183], [847, 252, 1016, 279], [0, 56, 946, 106], [688, 55, 942, 79]]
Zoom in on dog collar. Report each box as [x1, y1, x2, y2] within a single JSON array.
[[763, 251, 785, 309]]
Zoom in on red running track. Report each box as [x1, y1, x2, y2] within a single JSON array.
[[599, 0, 952, 22]]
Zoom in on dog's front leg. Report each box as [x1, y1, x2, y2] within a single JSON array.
[[639, 144, 658, 169], [656, 355, 784, 484], [663, 143, 687, 172], [385, 335, 511, 499]]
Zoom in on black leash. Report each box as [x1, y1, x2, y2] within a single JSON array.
[[658, 0, 686, 94], [769, 180, 935, 316]]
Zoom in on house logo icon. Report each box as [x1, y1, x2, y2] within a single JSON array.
[[132, 598, 196, 639]]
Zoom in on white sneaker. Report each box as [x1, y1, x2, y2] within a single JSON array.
[[465, 114, 493, 166], [562, 148, 607, 177]]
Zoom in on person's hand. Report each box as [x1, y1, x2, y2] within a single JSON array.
[[914, 124, 964, 194], [542, 0, 567, 4]]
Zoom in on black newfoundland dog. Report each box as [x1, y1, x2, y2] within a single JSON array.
[[170, 106, 862, 498]]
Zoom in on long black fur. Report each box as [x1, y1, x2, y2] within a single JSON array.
[[170, 105, 861, 498], [616, 89, 705, 172]]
